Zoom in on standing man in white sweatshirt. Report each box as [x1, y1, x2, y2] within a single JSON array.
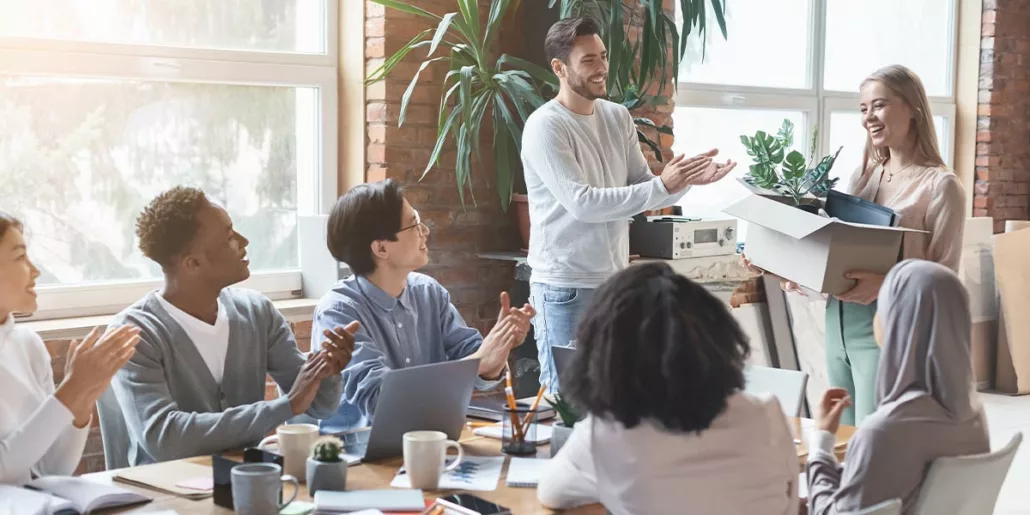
[[522, 17, 736, 392]]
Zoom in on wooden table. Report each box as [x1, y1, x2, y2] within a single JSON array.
[[87, 418, 854, 514]]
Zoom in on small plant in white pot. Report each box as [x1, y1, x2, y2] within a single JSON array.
[[307, 436, 347, 496], [545, 394, 583, 457]]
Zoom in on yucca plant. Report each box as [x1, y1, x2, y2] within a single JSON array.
[[367, 0, 557, 211], [552, 0, 728, 161]]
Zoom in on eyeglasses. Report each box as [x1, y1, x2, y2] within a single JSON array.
[[397, 210, 427, 234]]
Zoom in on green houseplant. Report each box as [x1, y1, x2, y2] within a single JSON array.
[[306, 436, 347, 495], [545, 393, 583, 457], [368, 0, 728, 212], [740, 119, 842, 211]]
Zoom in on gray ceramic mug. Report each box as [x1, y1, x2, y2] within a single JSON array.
[[230, 463, 299, 515]]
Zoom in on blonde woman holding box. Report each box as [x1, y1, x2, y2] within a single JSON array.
[[746, 65, 965, 426]]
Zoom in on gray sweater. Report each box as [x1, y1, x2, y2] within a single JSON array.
[[521, 99, 687, 289], [98, 288, 342, 468]]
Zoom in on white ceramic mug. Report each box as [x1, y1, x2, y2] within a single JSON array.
[[258, 423, 319, 481], [402, 430, 464, 490]]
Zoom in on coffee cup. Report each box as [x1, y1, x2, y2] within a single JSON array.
[[402, 430, 464, 490], [258, 423, 319, 481], [230, 463, 298, 515]]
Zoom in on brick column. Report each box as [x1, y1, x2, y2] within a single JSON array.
[[365, 0, 518, 333], [976, 0, 1030, 232]]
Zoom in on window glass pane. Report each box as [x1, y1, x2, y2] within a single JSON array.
[[672, 107, 808, 242], [0, 0, 327, 54], [0, 76, 314, 286], [828, 112, 950, 191], [823, 0, 954, 96], [678, 0, 812, 89]]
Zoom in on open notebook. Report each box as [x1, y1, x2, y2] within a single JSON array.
[[0, 476, 151, 515]]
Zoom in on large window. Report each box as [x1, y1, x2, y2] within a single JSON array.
[[0, 1, 338, 319], [673, 0, 958, 240]]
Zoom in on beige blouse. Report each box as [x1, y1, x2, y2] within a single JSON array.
[[848, 163, 966, 272]]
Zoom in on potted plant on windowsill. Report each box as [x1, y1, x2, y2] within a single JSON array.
[[740, 119, 842, 213], [545, 393, 582, 457], [307, 436, 347, 496]]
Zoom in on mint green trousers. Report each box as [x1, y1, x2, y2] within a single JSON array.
[[825, 297, 882, 426]]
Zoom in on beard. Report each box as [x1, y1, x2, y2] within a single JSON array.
[[566, 68, 607, 101]]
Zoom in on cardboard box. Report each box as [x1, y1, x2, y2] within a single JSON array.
[[724, 194, 924, 295], [993, 227, 1030, 395], [960, 217, 998, 391]]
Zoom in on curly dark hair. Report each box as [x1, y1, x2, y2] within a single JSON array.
[[564, 262, 751, 433], [326, 179, 405, 276], [136, 186, 209, 267]]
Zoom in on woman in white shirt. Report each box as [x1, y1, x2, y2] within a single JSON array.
[[0, 212, 142, 484], [537, 262, 799, 515]]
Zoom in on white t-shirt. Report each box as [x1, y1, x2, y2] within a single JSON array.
[[156, 295, 230, 384], [537, 392, 800, 515]]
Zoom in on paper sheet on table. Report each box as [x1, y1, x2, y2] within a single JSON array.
[[390, 456, 504, 492]]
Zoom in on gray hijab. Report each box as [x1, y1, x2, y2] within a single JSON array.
[[807, 259, 989, 514], [875, 259, 980, 422]]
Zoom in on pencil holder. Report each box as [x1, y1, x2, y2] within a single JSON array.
[[501, 406, 537, 455]]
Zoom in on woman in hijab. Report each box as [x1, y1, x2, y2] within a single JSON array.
[[805, 259, 989, 514]]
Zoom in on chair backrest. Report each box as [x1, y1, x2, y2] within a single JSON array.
[[96, 387, 132, 470], [909, 432, 1023, 515], [743, 365, 809, 417], [842, 498, 903, 515]]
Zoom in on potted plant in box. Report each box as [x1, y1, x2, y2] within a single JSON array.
[[740, 119, 842, 213], [306, 436, 347, 496], [545, 393, 582, 457]]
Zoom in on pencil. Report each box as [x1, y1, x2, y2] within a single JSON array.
[[519, 385, 546, 429], [503, 370, 525, 441]]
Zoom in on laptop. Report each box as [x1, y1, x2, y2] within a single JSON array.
[[551, 345, 576, 389], [333, 359, 479, 463]]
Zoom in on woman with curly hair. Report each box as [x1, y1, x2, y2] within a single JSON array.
[[537, 262, 798, 514]]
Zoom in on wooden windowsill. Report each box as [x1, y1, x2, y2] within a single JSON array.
[[23, 297, 319, 341]]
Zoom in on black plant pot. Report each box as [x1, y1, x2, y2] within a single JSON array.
[[795, 204, 820, 215]]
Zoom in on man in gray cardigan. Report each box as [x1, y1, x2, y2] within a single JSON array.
[[99, 187, 355, 467]]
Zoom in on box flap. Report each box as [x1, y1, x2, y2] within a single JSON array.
[[722, 194, 834, 239], [722, 194, 929, 238]]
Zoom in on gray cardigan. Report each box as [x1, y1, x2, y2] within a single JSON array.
[[98, 288, 342, 468]]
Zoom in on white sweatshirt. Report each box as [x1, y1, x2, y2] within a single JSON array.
[[521, 99, 687, 289], [0, 315, 89, 484], [538, 393, 800, 515]]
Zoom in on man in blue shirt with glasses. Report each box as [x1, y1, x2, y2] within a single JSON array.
[[313, 179, 536, 433]]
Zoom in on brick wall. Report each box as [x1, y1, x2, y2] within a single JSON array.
[[43, 319, 313, 475], [976, 0, 1030, 232], [365, 0, 517, 334]]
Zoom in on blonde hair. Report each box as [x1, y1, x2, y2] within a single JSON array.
[[859, 65, 947, 175]]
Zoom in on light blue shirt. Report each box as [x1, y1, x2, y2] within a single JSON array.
[[313, 273, 500, 433]]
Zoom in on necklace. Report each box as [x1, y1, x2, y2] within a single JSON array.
[[884, 161, 915, 183]]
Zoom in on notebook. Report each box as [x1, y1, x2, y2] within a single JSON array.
[[505, 457, 549, 488], [0, 477, 152, 514], [113, 460, 214, 499], [473, 422, 553, 444], [467, 396, 555, 422], [312, 489, 425, 513]]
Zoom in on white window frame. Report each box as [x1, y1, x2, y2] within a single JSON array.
[[2, 2, 339, 321], [675, 0, 960, 173]]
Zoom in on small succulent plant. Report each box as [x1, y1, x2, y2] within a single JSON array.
[[545, 394, 583, 428], [310, 436, 344, 463]]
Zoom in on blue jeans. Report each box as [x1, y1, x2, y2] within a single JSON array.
[[530, 283, 595, 393]]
